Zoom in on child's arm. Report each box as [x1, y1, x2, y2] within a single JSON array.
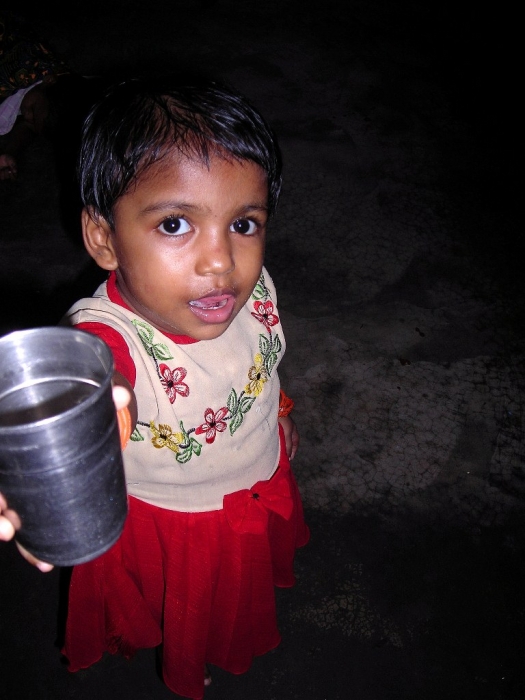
[[278, 415, 299, 461], [278, 390, 299, 460]]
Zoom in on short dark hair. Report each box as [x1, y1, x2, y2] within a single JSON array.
[[78, 75, 283, 227]]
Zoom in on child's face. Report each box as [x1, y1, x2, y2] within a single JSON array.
[[85, 153, 268, 340]]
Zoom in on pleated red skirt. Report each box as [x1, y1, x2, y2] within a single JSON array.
[[62, 429, 309, 700]]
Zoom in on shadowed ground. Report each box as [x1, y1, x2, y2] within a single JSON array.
[[1, 2, 523, 698]]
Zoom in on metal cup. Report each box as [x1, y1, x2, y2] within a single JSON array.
[[0, 327, 128, 566]]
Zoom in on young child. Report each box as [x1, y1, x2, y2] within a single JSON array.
[[1, 74, 309, 699]]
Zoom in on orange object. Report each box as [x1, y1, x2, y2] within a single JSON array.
[[278, 389, 294, 417], [117, 407, 132, 449]]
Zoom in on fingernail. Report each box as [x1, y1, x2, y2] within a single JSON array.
[[37, 561, 53, 572]]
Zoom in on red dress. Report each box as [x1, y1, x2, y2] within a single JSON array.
[[63, 427, 309, 699]]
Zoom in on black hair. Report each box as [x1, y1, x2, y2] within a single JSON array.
[[78, 74, 282, 227]]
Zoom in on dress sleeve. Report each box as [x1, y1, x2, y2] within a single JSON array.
[[74, 321, 136, 388]]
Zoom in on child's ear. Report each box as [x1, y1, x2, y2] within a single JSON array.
[[82, 207, 118, 270]]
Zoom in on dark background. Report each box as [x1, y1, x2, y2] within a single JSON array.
[[1, 2, 523, 699]]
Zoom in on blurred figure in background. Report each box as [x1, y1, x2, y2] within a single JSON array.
[[0, 10, 71, 181]]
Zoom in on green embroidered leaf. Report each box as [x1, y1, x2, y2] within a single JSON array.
[[239, 395, 256, 414], [266, 352, 278, 375], [251, 282, 266, 300], [175, 436, 202, 463], [132, 320, 154, 343], [151, 342, 173, 361], [132, 319, 174, 360], [227, 388, 238, 414], [273, 333, 282, 354], [229, 411, 244, 435], [259, 334, 270, 356], [176, 448, 193, 464], [178, 420, 190, 439], [130, 427, 144, 441], [251, 272, 270, 301], [190, 437, 202, 456]]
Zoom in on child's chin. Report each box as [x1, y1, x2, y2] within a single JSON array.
[[192, 320, 234, 341]]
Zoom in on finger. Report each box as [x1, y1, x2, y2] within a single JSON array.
[[0, 516, 15, 541], [4, 507, 21, 530], [15, 542, 54, 572], [0, 494, 16, 540], [112, 384, 131, 411]]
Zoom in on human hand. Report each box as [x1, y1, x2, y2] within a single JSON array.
[[278, 415, 299, 461], [0, 492, 54, 571], [0, 384, 132, 571], [0, 492, 18, 542]]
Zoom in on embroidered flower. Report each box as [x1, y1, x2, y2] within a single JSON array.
[[195, 406, 229, 444], [159, 364, 189, 403], [150, 422, 184, 452], [251, 300, 279, 330], [245, 353, 268, 396]]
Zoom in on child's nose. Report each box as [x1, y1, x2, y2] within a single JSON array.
[[195, 229, 235, 276]]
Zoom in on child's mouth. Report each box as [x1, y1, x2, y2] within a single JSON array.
[[189, 293, 236, 324]]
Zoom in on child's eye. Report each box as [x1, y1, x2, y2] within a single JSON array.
[[230, 218, 258, 235], [158, 217, 191, 236]]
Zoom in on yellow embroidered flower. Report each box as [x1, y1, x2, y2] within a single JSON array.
[[150, 422, 184, 452], [245, 353, 268, 396]]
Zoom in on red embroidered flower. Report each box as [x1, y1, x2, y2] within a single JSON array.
[[195, 406, 229, 444], [159, 364, 189, 403], [251, 300, 279, 330]]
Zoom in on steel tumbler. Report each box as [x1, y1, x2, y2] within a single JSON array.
[[0, 327, 128, 566]]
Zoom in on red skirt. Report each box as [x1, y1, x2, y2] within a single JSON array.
[[62, 428, 309, 700]]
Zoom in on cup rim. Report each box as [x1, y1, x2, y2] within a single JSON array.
[[0, 326, 114, 433]]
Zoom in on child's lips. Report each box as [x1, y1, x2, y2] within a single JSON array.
[[189, 291, 237, 324]]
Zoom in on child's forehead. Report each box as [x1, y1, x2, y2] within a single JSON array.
[[118, 150, 269, 211], [135, 149, 268, 191]]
